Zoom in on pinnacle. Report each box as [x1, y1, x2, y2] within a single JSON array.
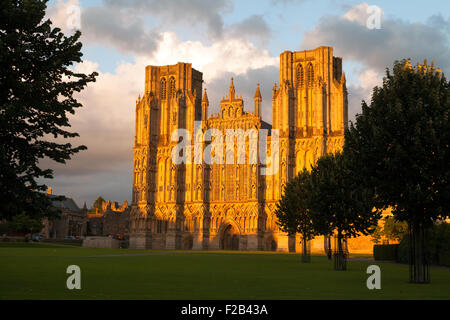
[[254, 83, 262, 100]]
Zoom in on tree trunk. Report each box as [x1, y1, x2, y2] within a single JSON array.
[[327, 235, 332, 260], [410, 223, 429, 283], [301, 233, 310, 263], [334, 230, 346, 271]]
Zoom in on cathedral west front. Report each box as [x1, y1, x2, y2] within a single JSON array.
[[129, 46, 351, 252]]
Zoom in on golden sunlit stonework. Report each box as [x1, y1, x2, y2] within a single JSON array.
[[129, 46, 373, 252]]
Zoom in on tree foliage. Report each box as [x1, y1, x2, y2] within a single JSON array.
[[344, 59, 449, 282], [371, 216, 409, 244], [0, 0, 97, 220], [275, 169, 317, 239], [309, 152, 381, 239], [9, 212, 44, 234], [344, 60, 449, 226], [89, 196, 105, 214]]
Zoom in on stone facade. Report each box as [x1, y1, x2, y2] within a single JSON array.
[[129, 46, 351, 252]]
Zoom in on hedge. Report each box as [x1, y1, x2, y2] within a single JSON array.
[[373, 244, 399, 261], [439, 251, 450, 267]]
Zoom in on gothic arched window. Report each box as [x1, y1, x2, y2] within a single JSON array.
[[169, 77, 176, 99], [307, 63, 314, 87], [160, 78, 167, 100], [296, 64, 304, 87]]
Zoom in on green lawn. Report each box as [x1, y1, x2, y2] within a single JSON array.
[[0, 243, 449, 300]]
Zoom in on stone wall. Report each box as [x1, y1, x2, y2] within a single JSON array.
[[82, 236, 120, 249]]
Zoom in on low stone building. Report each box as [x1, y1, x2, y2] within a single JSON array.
[[42, 189, 88, 239]]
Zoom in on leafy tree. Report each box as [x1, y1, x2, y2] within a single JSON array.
[[89, 196, 105, 214], [345, 60, 449, 282], [275, 169, 317, 262], [383, 216, 409, 243], [371, 216, 408, 244], [0, 0, 97, 221], [309, 152, 381, 270]]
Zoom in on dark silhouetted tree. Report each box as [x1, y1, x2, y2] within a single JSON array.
[[345, 60, 449, 282], [309, 152, 381, 270], [0, 0, 97, 221], [275, 169, 317, 262]]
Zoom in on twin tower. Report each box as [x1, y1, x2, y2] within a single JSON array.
[[130, 46, 348, 252]]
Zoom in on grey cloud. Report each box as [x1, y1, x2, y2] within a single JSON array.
[[301, 13, 450, 120], [39, 135, 132, 177], [228, 14, 272, 44], [346, 84, 370, 123], [427, 14, 450, 35], [302, 15, 450, 74], [103, 0, 233, 38], [41, 171, 132, 210], [81, 6, 161, 55], [38, 125, 134, 206]]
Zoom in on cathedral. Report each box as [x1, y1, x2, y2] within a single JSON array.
[[129, 46, 353, 252]]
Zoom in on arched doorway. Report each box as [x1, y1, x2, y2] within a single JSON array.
[[220, 224, 239, 250]]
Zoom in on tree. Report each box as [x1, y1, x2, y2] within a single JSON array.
[[309, 152, 381, 270], [0, 0, 97, 221], [345, 60, 449, 282], [9, 212, 44, 235], [275, 169, 317, 262], [371, 216, 408, 244]]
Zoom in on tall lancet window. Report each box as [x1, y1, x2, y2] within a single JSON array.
[[160, 78, 167, 100], [296, 64, 304, 87], [307, 63, 314, 87], [169, 77, 176, 99]]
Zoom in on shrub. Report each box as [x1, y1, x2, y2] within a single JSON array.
[[396, 222, 450, 266], [439, 251, 450, 267]]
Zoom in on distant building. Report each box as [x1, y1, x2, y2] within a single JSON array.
[[87, 200, 130, 238]]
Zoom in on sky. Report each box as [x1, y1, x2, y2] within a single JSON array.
[[41, 0, 450, 208]]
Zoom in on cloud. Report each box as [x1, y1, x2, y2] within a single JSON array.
[[302, 4, 450, 73], [81, 6, 161, 55], [228, 14, 272, 44], [148, 33, 278, 82], [103, 0, 233, 38], [342, 3, 384, 27], [427, 14, 450, 35], [301, 3, 450, 120], [46, 0, 81, 33], [47, 0, 273, 57]]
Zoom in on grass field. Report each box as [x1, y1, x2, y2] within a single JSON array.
[[1, 243, 449, 300]]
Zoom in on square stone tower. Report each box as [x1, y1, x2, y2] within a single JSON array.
[[131, 63, 203, 249]]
